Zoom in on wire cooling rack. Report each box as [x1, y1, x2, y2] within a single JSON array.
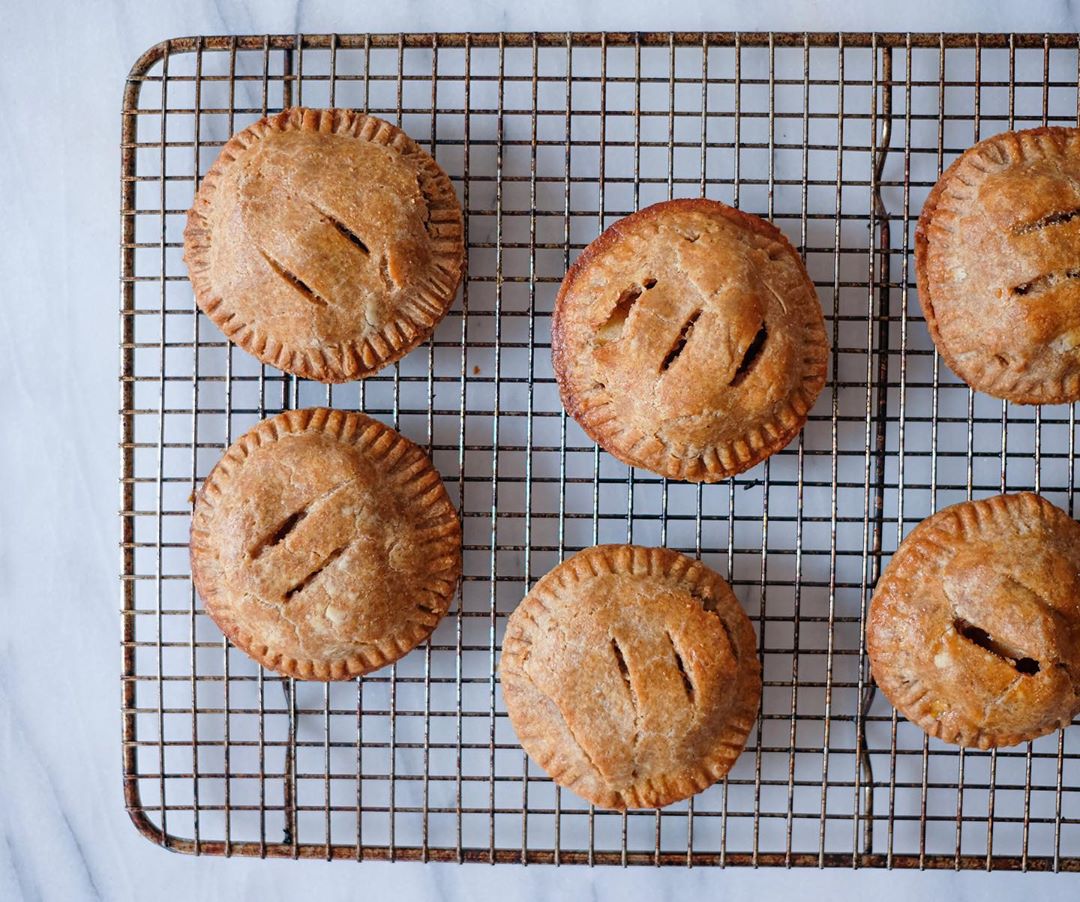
[[120, 32, 1080, 870]]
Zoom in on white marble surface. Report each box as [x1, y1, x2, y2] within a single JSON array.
[[5, 1, 1080, 899]]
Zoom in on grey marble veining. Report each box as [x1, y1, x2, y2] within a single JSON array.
[[4, 1, 1080, 900]]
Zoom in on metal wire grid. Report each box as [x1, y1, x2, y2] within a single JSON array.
[[119, 32, 1080, 869]]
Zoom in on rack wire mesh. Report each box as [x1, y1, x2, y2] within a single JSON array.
[[120, 32, 1080, 869]]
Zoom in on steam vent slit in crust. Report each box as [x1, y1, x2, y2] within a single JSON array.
[[499, 545, 762, 810], [189, 408, 462, 681], [551, 197, 829, 482], [867, 493, 1080, 749], [916, 126, 1080, 404], [183, 108, 465, 383]]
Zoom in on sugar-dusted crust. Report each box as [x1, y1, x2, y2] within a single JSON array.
[[499, 544, 761, 810], [184, 108, 464, 383], [190, 408, 462, 680], [915, 127, 1080, 404], [868, 493, 1080, 749], [551, 198, 828, 482]]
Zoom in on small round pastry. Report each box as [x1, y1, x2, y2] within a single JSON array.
[[190, 408, 461, 680], [551, 197, 828, 482], [499, 544, 761, 810], [184, 108, 465, 383], [868, 493, 1080, 749], [916, 127, 1080, 404]]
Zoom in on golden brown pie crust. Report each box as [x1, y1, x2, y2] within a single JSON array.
[[184, 108, 465, 383], [551, 198, 828, 482], [190, 408, 462, 680], [868, 493, 1080, 749], [916, 127, 1080, 404], [499, 544, 761, 810]]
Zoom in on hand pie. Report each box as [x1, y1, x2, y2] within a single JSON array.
[[190, 408, 461, 680], [868, 493, 1080, 748], [916, 127, 1080, 404], [552, 198, 828, 481], [500, 544, 761, 809], [184, 108, 464, 383]]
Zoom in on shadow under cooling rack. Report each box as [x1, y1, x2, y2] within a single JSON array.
[[120, 32, 1080, 869]]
